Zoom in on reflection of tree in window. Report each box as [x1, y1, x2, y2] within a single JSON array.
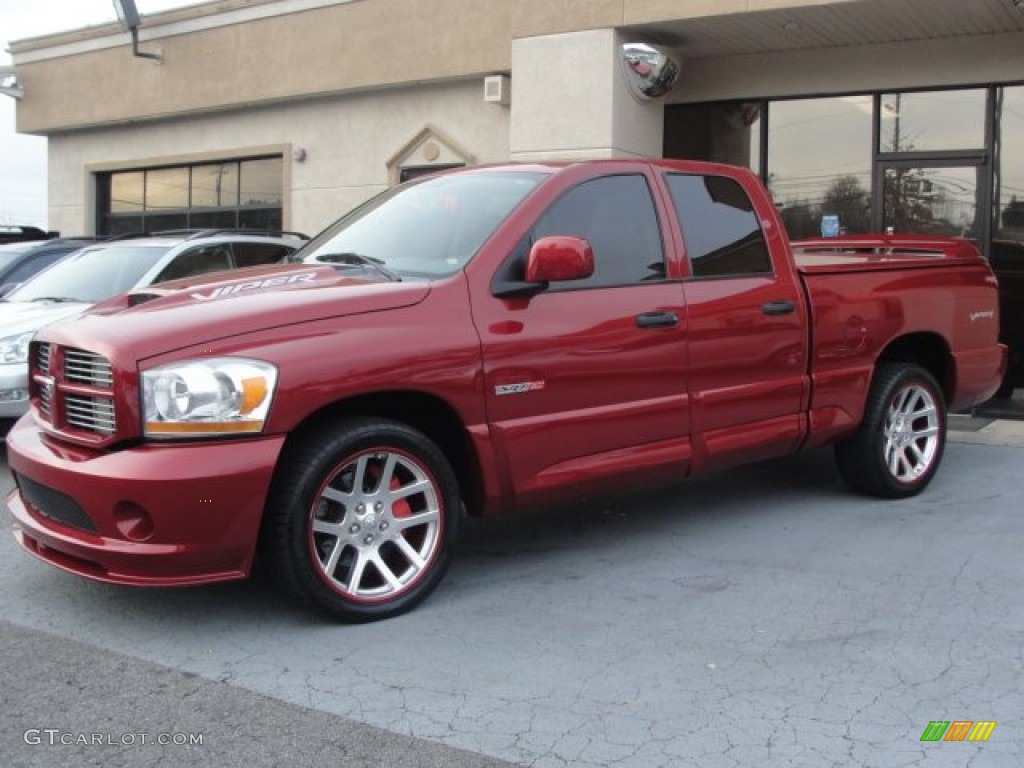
[[767, 96, 873, 239], [884, 168, 977, 238], [821, 176, 869, 234]]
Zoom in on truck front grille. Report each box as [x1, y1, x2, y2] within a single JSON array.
[[32, 344, 117, 439]]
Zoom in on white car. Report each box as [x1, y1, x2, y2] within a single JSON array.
[[0, 230, 305, 418]]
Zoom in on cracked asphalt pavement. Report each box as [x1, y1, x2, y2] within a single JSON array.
[[1, 422, 1021, 767]]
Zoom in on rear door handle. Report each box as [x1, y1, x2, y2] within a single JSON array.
[[762, 300, 796, 316], [635, 311, 679, 329]]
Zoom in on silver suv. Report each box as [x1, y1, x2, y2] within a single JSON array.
[[0, 230, 306, 419]]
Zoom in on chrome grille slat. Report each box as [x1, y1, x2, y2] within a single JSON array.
[[39, 387, 53, 417], [64, 348, 114, 387], [65, 395, 116, 434], [35, 343, 53, 417], [37, 343, 52, 373]]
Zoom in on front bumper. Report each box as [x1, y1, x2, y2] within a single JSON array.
[[0, 362, 29, 419], [5, 416, 286, 586]]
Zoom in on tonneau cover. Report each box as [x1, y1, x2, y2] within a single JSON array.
[[792, 235, 984, 274]]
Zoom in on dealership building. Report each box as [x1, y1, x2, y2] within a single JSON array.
[[4, 0, 1024, 253]]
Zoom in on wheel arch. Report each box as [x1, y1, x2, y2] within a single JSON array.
[[876, 332, 955, 405], [279, 391, 486, 517]]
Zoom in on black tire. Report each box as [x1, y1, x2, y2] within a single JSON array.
[[264, 417, 460, 622], [992, 372, 1015, 401], [835, 363, 947, 499]]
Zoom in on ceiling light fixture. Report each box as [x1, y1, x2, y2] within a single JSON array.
[[0, 65, 23, 99]]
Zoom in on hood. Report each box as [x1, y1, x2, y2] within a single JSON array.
[[33, 263, 432, 362], [0, 299, 92, 339]]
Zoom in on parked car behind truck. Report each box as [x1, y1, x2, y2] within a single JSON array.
[[4, 160, 1005, 622], [0, 229, 306, 419], [0, 237, 105, 297]]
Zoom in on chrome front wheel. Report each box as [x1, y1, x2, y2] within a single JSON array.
[[310, 449, 442, 603], [266, 418, 460, 622]]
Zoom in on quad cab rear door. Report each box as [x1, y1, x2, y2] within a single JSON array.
[[660, 169, 810, 471]]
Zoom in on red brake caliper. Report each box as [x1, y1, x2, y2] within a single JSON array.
[[390, 476, 411, 519]]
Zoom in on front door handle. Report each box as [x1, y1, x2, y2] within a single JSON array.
[[635, 311, 679, 329], [762, 300, 796, 316]]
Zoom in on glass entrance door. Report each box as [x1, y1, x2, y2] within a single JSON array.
[[878, 160, 989, 247]]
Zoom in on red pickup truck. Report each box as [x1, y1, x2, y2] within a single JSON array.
[[4, 160, 1005, 622]]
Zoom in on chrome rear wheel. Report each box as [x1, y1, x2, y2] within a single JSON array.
[[836, 363, 947, 498]]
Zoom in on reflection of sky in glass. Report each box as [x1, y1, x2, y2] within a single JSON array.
[[191, 164, 239, 208], [767, 96, 873, 209], [240, 158, 283, 206], [880, 90, 985, 153], [998, 86, 1024, 238], [146, 167, 189, 210], [110, 171, 144, 213]]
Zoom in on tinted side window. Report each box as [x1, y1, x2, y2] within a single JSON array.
[[232, 242, 293, 267], [665, 174, 772, 278], [156, 245, 232, 282], [533, 175, 665, 288]]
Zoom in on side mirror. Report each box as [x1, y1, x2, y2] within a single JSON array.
[[525, 236, 594, 284]]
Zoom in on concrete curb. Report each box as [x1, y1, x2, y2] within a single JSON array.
[[948, 416, 1024, 447]]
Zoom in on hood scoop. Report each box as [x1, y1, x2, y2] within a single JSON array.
[[127, 292, 164, 307]]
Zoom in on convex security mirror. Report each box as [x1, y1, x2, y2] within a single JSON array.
[[621, 43, 681, 101]]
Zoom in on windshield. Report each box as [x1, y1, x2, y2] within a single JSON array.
[[0, 245, 31, 271], [295, 171, 544, 277], [7, 245, 170, 303]]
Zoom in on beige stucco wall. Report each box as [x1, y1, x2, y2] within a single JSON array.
[[509, 29, 663, 161], [11, 0, 862, 135], [47, 80, 510, 236]]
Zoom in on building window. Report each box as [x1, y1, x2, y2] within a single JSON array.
[[879, 90, 986, 154], [995, 85, 1024, 243], [399, 164, 464, 183], [664, 102, 762, 173], [98, 156, 283, 235], [767, 96, 873, 240]]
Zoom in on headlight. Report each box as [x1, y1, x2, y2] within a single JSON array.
[[142, 358, 277, 438], [0, 332, 33, 364]]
